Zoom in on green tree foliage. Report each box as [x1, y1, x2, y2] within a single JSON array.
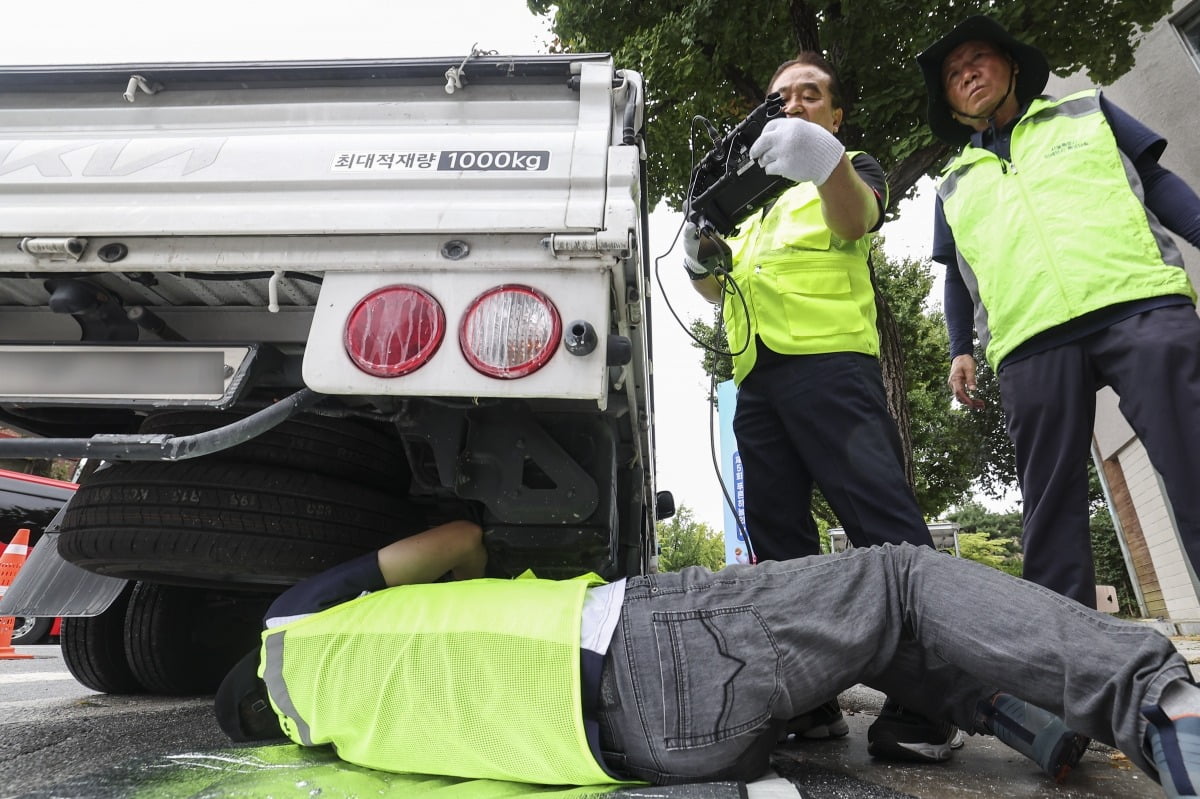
[[688, 307, 731, 400], [949, 499, 1023, 540], [949, 488, 1139, 614], [529, 0, 1173, 211], [1090, 508, 1138, 616], [960, 350, 1017, 496], [1087, 461, 1139, 615], [532, 0, 1168, 529], [956, 531, 1021, 577], [949, 500, 1024, 576], [656, 504, 727, 572], [872, 247, 978, 514]]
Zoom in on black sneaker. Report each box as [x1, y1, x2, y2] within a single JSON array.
[[867, 700, 963, 762], [780, 699, 851, 741]]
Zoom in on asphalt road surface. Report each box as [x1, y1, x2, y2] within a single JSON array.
[[0, 643, 1183, 798]]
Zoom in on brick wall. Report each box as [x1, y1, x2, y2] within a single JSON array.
[[1101, 450, 1163, 617], [1116, 441, 1200, 620]]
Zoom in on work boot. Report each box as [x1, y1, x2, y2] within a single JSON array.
[[779, 699, 850, 742], [980, 693, 1090, 782], [1145, 704, 1200, 798], [867, 700, 963, 762]]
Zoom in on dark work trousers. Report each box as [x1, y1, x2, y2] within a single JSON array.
[[731, 351, 933, 562], [998, 305, 1200, 607]]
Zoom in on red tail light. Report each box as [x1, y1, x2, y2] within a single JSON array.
[[459, 285, 561, 379], [344, 286, 445, 377]]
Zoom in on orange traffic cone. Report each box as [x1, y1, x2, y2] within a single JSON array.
[[0, 527, 35, 660]]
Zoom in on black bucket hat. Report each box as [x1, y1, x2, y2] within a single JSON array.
[[215, 647, 285, 742], [917, 15, 1050, 145]]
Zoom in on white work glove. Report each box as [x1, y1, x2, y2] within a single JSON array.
[[749, 117, 846, 186], [681, 222, 729, 278]]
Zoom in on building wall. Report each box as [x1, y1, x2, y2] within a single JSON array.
[[1050, 0, 1200, 623], [1097, 445, 1164, 617], [1116, 440, 1200, 621], [1048, 0, 1200, 291]]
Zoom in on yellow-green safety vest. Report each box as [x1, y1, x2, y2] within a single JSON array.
[[937, 89, 1196, 367], [259, 572, 624, 786], [723, 154, 882, 384]]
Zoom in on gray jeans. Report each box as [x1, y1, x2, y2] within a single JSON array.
[[596, 543, 1188, 784]]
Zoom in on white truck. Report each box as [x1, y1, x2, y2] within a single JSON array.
[[0, 53, 669, 693]]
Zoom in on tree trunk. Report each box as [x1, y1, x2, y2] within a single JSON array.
[[874, 292, 916, 491], [872, 140, 954, 493], [887, 140, 953, 207]]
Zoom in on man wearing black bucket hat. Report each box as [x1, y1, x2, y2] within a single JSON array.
[[917, 18, 1200, 611], [216, 520, 1200, 794]]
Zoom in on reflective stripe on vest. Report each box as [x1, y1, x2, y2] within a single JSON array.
[[723, 157, 879, 384], [937, 90, 1196, 367], [260, 573, 620, 786]]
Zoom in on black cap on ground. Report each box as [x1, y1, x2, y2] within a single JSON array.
[[214, 647, 285, 742]]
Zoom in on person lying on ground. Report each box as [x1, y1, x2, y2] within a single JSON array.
[[216, 521, 1200, 798]]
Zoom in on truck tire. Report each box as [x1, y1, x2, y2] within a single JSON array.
[[9, 616, 54, 645], [58, 461, 425, 589], [137, 410, 408, 491], [125, 582, 274, 695], [60, 583, 143, 694]]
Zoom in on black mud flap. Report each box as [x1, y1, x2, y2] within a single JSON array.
[[456, 404, 600, 524], [481, 413, 621, 579]]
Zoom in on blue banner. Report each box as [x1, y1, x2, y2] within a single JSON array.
[[716, 380, 750, 565]]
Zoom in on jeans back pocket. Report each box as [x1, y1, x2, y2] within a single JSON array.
[[652, 605, 781, 749]]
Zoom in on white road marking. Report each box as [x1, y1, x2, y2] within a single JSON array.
[[0, 671, 76, 684]]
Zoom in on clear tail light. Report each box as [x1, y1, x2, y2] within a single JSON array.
[[459, 285, 561, 379], [344, 285, 445, 377]]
